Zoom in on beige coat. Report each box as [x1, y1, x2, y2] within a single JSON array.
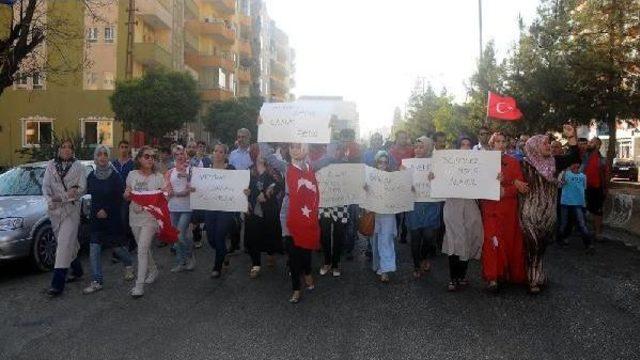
[[42, 160, 87, 269]]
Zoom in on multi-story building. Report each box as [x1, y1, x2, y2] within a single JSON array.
[[0, 0, 295, 167]]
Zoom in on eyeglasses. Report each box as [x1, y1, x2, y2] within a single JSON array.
[[142, 153, 157, 160]]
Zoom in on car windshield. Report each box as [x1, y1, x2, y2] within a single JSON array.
[[0, 166, 45, 196]]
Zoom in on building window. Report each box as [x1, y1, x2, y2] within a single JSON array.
[[15, 73, 29, 88], [32, 72, 44, 89], [103, 72, 115, 90], [218, 68, 226, 89], [86, 72, 98, 89], [104, 27, 115, 43], [87, 27, 98, 42], [22, 118, 53, 148], [81, 118, 114, 147], [229, 73, 235, 95]]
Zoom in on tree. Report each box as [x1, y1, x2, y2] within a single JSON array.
[[0, 0, 103, 97], [110, 69, 201, 141], [203, 96, 263, 145]]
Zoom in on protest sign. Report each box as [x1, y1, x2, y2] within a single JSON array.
[[401, 158, 440, 202], [258, 102, 332, 144], [361, 166, 414, 214], [430, 150, 501, 201], [316, 164, 366, 207], [190, 168, 250, 212]]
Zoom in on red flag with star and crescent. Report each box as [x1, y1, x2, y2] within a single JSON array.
[[487, 91, 523, 121], [286, 163, 320, 250], [129, 190, 179, 244]]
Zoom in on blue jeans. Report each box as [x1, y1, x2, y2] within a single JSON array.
[[171, 212, 193, 265], [204, 211, 233, 271], [560, 205, 593, 247], [90, 232, 132, 284]]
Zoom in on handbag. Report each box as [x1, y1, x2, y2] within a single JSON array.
[[358, 210, 375, 237]]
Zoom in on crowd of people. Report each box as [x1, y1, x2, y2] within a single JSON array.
[[41, 124, 609, 302]]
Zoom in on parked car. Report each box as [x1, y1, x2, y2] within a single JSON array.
[[611, 158, 638, 182], [0, 161, 94, 271]]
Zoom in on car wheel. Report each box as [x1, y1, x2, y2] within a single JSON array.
[[31, 223, 57, 272]]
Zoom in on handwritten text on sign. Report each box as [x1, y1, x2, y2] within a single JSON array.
[[401, 158, 440, 203], [258, 102, 332, 144], [361, 166, 415, 214], [190, 168, 250, 212], [430, 150, 500, 201], [316, 164, 366, 208]]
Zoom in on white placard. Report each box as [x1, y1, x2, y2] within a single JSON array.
[[316, 164, 366, 208], [361, 166, 415, 214], [401, 158, 441, 203], [190, 168, 250, 212], [258, 102, 332, 144], [430, 150, 501, 201]]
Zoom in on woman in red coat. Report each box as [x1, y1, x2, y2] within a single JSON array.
[[481, 132, 529, 292]]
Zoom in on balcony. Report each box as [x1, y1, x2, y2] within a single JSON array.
[[133, 42, 173, 69], [238, 39, 251, 57], [270, 59, 287, 78], [185, 0, 198, 19], [184, 30, 199, 52], [270, 77, 286, 94], [137, 0, 172, 29], [184, 52, 235, 72], [201, 88, 234, 102], [189, 19, 236, 44], [203, 0, 235, 15], [237, 67, 251, 83]]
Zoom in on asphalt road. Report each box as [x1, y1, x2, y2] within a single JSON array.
[[1, 235, 639, 360]]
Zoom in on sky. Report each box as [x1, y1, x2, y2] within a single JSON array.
[[266, 0, 541, 136]]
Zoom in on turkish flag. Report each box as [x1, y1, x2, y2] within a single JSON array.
[[129, 190, 179, 244], [487, 91, 523, 121], [286, 163, 320, 250]]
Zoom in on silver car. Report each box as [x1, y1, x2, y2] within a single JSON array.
[[0, 161, 94, 271]]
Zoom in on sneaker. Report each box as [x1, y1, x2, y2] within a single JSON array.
[[170, 264, 186, 273], [194, 240, 203, 249], [83, 281, 103, 295], [210, 270, 221, 278], [130, 284, 144, 298], [124, 266, 135, 281], [332, 268, 341, 277], [249, 266, 261, 279], [185, 256, 196, 271], [144, 267, 159, 284], [319, 265, 331, 276]]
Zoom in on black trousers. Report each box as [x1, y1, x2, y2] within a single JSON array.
[[396, 213, 408, 241], [410, 227, 437, 270], [288, 240, 312, 291], [448, 255, 468, 282], [246, 215, 275, 267], [320, 217, 345, 268], [229, 213, 242, 251]]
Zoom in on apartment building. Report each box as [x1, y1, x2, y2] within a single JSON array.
[[0, 0, 295, 167]]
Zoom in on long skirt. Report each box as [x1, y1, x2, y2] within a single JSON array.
[[51, 205, 82, 269], [441, 199, 483, 261], [371, 214, 397, 275]]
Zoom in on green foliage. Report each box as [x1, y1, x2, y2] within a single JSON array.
[[110, 69, 201, 140], [15, 130, 93, 162], [203, 96, 264, 145]]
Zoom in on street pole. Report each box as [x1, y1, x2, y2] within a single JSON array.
[[125, 0, 135, 80], [478, 0, 483, 61]]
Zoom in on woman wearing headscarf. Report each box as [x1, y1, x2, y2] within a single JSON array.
[[83, 145, 135, 294], [124, 146, 165, 298], [519, 125, 578, 294], [440, 137, 484, 292], [43, 139, 87, 297], [367, 150, 398, 283], [404, 137, 442, 279], [480, 132, 528, 292]]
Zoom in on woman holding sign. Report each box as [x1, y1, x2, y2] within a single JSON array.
[[519, 125, 579, 294], [404, 137, 443, 279], [440, 137, 484, 292], [480, 133, 528, 292], [204, 143, 237, 279]]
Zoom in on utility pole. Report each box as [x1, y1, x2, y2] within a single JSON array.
[[125, 0, 136, 80], [478, 0, 483, 61]]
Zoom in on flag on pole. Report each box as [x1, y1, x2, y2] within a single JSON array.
[[0, 0, 17, 5], [129, 190, 179, 244], [487, 91, 523, 121]]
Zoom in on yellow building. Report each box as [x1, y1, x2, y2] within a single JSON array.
[[0, 0, 295, 167]]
